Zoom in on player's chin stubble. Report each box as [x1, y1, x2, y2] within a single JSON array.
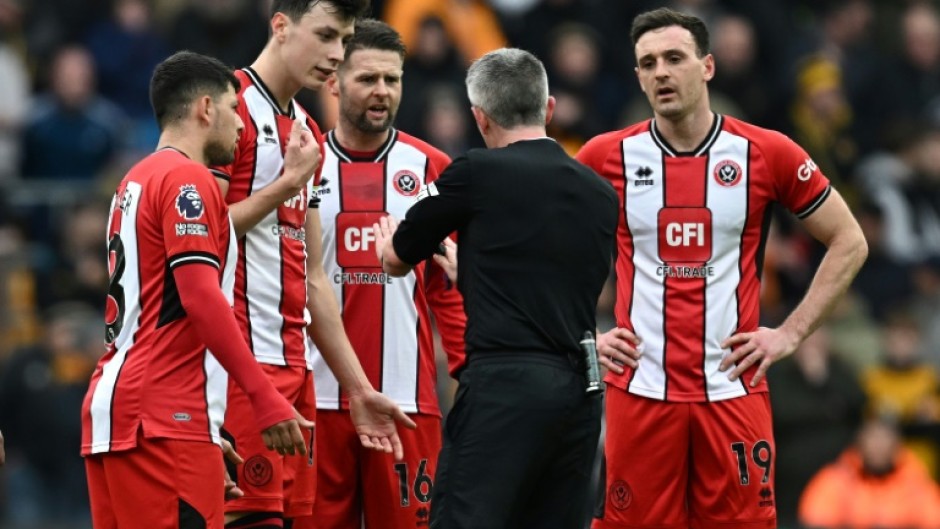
[[205, 140, 236, 167]]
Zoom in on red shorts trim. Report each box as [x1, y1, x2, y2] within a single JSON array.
[[223, 365, 316, 517], [292, 411, 441, 529], [86, 433, 225, 529], [595, 388, 776, 529]]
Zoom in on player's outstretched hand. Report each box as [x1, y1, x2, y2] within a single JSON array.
[[719, 326, 801, 387], [220, 438, 244, 500], [597, 327, 642, 374], [261, 408, 315, 456], [432, 237, 457, 283], [280, 118, 321, 194], [349, 389, 417, 461], [372, 215, 399, 262]]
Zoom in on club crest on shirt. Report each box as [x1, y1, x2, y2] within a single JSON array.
[[176, 184, 205, 220], [608, 480, 633, 511], [713, 160, 742, 187], [393, 170, 420, 197]]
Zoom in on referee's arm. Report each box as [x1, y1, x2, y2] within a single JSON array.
[[378, 156, 472, 276]]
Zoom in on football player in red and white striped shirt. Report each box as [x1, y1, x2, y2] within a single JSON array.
[[577, 8, 868, 529], [81, 51, 312, 529], [208, 2, 415, 527], [293, 20, 466, 529]]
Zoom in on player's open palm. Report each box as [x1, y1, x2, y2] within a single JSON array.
[[261, 408, 315, 456], [349, 389, 417, 461], [720, 326, 801, 387], [281, 118, 321, 191]]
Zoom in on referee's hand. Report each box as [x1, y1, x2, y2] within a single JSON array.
[[261, 409, 316, 456]]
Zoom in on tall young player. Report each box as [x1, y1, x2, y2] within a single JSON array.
[[208, 2, 415, 528], [81, 51, 312, 529], [577, 8, 868, 529], [295, 19, 466, 529]]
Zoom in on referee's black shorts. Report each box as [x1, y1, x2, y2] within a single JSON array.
[[430, 351, 603, 529]]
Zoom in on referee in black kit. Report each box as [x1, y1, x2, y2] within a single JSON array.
[[373, 48, 619, 529]]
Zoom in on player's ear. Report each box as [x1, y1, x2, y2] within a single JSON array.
[[545, 96, 556, 126], [327, 72, 339, 97], [271, 12, 289, 43], [471, 106, 488, 135], [196, 95, 213, 127]]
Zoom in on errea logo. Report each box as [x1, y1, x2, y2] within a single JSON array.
[[797, 158, 817, 181]]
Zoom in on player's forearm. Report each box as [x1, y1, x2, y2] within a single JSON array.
[[228, 178, 305, 237], [174, 264, 293, 429], [779, 229, 868, 343], [305, 271, 373, 397]]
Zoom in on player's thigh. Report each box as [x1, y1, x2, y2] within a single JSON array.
[[594, 387, 691, 529], [689, 393, 776, 529], [86, 455, 117, 529], [284, 369, 317, 519], [294, 410, 361, 529], [362, 414, 441, 529], [102, 437, 225, 529], [224, 365, 308, 514]]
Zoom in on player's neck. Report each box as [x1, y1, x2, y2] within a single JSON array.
[[157, 130, 205, 165], [654, 109, 715, 153], [334, 122, 391, 153], [251, 50, 302, 113]]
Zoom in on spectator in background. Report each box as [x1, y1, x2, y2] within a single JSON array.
[[910, 256, 940, 370], [84, 0, 170, 152], [769, 327, 866, 529], [168, 0, 268, 71], [544, 22, 625, 154], [421, 84, 474, 159], [889, 2, 940, 124], [788, 55, 858, 199], [0, 302, 101, 527], [396, 16, 468, 139], [0, 0, 30, 184], [20, 45, 125, 181], [850, 201, 914, 321], [35, 201, 109, 310], [384, 0, 505, 65], [799, 417, 940, 529], [708, 14, 770, 124], [862, 310, 940, 476]]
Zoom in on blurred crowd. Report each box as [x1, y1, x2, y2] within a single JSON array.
[[2, 0, 940, 528]]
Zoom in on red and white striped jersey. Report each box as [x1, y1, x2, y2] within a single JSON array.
[[310, 129, 466, 416], [577, 114, 831, 402], [211, 68, 324, 369], [81, 149, 238, 455]]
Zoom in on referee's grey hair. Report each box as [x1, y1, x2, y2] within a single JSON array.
[[465, 48, 549, 128]]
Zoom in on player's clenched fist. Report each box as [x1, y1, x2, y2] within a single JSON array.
[[279, 118, 321, 195]]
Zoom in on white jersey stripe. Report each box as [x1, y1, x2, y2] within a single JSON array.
[[90, 181, 144, 453]]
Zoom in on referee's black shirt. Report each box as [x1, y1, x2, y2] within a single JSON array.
[[392, 138, 618, 357]]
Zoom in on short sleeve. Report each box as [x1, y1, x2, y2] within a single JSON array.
[[160, 165, 227, 271], [768, 134, 832, 219], [392, 155, 473, 265]]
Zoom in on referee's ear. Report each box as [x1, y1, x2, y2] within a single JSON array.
[[471, 105, 489, 136], [545, 96, 556, 126]]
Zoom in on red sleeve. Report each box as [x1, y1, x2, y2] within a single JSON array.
[[765, 132, 832, 219], [421, 149, 466, 376], [160, 165, 228, 271], [174, 263, 294, 431]]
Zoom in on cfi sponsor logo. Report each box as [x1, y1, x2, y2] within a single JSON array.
[[394, 170, 420, 197], [176, 184, 205, 220], [714, 160, 742, 187]]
